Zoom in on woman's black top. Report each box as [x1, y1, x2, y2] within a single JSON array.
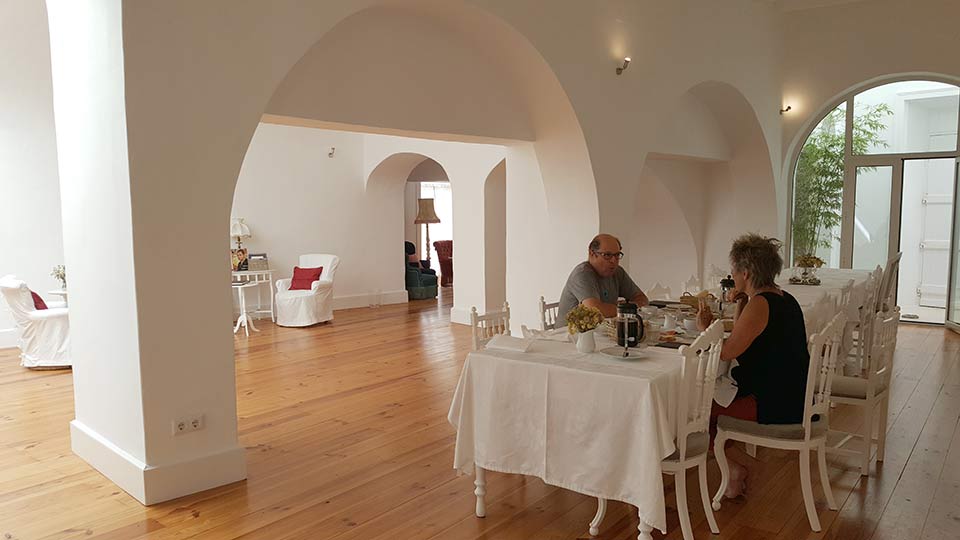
[[731, 290, 810, 424]]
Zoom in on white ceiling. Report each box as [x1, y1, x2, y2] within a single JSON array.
[[768, 0, 874, 11]]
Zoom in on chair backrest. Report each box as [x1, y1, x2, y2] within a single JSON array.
[[0, 275, 34, 327], [869, 307, 900, 391], [470, 302, 510, 351], [539, 296, 560, 331], [675, 319, 725, 460], [433, 240, 453, 259], [682, 274, 701, 295], [802, 311, 847, 440], [876, 252, 902, 312], [299, 254, 340, 281], [838, 278, 855, 317], [648, 282, 672, 301]]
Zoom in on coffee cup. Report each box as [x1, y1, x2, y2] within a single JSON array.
[[683, 317, 699, 335], [663, 312, 677, 331]]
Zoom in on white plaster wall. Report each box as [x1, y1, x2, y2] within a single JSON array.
[[0, 0, 64, 349], [403, 181, 420, 249], [483, 160, 506, 309]]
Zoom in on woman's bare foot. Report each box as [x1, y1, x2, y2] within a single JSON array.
[[724, 461, 748, 498]]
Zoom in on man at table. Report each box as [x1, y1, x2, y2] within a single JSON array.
[[556, 233, 649, 322]]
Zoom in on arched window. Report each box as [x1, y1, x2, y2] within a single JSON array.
[[790, 79, 960, 323]]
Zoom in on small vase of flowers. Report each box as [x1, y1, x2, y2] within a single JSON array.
[[51, 265, 66, 290], [566, 304, 604, 353], [793, 254, 824, 285]]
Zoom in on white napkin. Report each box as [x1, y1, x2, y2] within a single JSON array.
[[713, 359, 739, 408], [485, 334, 535, 352]]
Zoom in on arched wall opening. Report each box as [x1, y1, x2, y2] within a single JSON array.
[[630, 81, 778, 295]]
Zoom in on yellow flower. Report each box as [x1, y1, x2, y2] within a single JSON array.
[[566, 304, 604, 334]]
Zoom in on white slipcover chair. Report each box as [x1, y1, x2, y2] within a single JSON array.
[[275, 254, 340, 327], [0, 275, 71, 368]]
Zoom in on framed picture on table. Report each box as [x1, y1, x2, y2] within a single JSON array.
[[231, 248, 249, 271]]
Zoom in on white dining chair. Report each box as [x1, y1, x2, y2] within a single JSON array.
[[846, 272, 880, 375], [681, 274, 701, 295], [538, 296, 560, 331], [712, 311, 846, 533], [875, 252, 901, 313], [588, 320, 725, 539], [827, 307, 899, 476], [648, 282, 673, 301], [470, 302, 510, 351]]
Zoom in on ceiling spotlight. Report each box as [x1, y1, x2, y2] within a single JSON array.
[[616, 57, 631, 75], [779, 105, 793, 115]]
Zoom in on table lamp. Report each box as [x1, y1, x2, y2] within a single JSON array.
[[230, 217, 252, 250], [413, 198, 441, 264]]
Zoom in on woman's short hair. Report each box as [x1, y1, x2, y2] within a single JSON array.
[[729, 233, 783, 288]]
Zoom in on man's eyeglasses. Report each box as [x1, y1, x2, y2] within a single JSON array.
[[592, 250, 624, 261]]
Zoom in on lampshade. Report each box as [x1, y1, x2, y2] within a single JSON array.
[[414, 198, 441, 224], [230, 217, 251, 239]]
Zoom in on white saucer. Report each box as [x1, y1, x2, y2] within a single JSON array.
[[600, 346, 648, 359]]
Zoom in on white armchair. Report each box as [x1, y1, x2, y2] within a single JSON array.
[[0, 275, 71, 369], [275, 254, 340, 327]]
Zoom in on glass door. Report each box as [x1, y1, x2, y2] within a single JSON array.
[[851, 165, 894, 270], [947, 161, 960, 329]]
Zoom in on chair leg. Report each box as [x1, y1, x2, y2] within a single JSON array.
[[711, 432, 729, 511], [699, 462, 720, 534], [799, 448, 822, 532], [474, 465, 486, 518], [589, 498, 606, 536], [675, 471, 694, 540], [877, 395, 889, 462], [745, 443, 757, 458], [860, 399, 873, 476], [817, 441, 838, 510]]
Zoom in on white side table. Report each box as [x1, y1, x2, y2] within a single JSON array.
[[48, 290, 68, 307], [231, 269, 275, 322], [232, 282, 260, 336]]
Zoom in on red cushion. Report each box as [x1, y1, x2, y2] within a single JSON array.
[[290, 266, 323, 290], [30, 290, 48, 310]]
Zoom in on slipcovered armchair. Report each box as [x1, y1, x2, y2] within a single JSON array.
[[434, 240, 453, 287], [275, 254, 340, 327], [406, 244, 438, 300], [0, 275, 71, 369]]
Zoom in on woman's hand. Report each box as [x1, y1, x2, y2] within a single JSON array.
[[697, 298, 714, 331]]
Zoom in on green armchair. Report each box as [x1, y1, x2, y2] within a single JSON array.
[[405, 242, 438, 300]]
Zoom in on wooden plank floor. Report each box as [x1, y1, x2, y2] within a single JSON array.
[[1, 289, 959, 539]]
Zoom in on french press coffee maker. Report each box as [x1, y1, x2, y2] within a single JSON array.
[[720, 274, 736, 314], [616, 301, 644, 356]]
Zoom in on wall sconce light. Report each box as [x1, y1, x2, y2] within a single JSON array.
[[779, 105, 792, 115], [616, 57, 631, 75]]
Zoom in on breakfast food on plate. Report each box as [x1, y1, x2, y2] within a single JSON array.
[[660, 335, 677, 342]]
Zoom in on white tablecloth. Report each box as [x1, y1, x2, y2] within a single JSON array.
[[778, 268, 872, 334], [448, 336, 684, 533]]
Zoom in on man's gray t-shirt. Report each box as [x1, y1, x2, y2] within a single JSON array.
[[556, 262, 642, 324]]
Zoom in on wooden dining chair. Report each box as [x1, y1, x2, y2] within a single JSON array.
[[827, 307, 899, 475], [712, 311, 846, 533], [588, 320, 725, 539], [538, 296, 560, 331], [470, 302, 511, 351]]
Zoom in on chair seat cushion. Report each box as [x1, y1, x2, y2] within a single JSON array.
[[290, 266, 322, 290], [663, 431, 709, 461], [831, 375, 887, 399], [718, 415, 827, 440]]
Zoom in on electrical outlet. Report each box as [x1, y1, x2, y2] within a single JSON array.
[[172, 414, 205, 435]]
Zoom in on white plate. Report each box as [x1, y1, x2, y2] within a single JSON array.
[[599, 346, 648, 359]]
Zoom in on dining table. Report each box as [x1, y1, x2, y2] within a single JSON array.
[[448, 267, 873, 538]]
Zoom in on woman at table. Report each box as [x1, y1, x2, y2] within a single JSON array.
[[696, 233, 809, 499]]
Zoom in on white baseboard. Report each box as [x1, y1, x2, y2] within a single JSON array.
[[0, 327, 18, 350], [71, 420, 247, 505], [450, 306, 471, 326], [332, 289, 408, 310]]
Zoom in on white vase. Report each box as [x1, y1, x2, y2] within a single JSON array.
[[576, 330, 596, 353]]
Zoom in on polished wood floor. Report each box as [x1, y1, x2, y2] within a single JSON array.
[[2, 290, 959, 539]]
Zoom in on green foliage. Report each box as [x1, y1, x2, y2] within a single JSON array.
[[791, 103, 892, 262]]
